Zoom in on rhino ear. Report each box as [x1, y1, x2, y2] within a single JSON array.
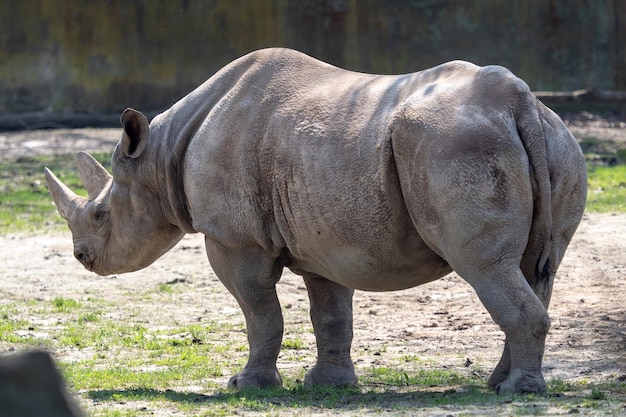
[[120, 108, 150, 159], [76, 151, 111, 200], [44, 167, 83, 221]]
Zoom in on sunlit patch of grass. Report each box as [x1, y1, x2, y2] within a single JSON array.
[[281, 338, 306, 350], [0, 153, 110, 234], [586, 164, 626, 212], [2, 288, 625, 416], [366, 365, 478, 388], [53, 297, 81, 312], [0, 305, 32, 344], [158, 283, 176, 293]]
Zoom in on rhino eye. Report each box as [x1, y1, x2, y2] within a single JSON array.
[[92, 205, 109, 227]]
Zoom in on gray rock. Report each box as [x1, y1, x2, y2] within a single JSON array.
[[0, 350, 84, 417]]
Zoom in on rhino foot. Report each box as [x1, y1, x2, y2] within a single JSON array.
[[487, 365, 509, 389], [304, 364, 358, 387], [227, 367, 282, 389], [494, 368, 546, 395]]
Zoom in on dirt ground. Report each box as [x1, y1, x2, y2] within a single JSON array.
[[0, 113, 624, 414]]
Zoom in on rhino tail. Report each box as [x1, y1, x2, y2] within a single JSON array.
[[514, 88, 553, 283]]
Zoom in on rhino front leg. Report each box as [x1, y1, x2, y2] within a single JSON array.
[[204, 238, 284, 389], [488, 338, 512, 389], [302, 274, 357, 386]]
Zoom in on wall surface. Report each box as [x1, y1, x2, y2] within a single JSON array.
[[1, 0, 624, 118]]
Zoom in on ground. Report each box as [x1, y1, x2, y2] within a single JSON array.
[[0, 112, 624, 416]]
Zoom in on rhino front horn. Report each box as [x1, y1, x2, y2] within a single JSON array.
[[44, 167, 83, 221]]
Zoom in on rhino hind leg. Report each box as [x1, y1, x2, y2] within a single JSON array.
[[463, 265, 550, 395], [443, 229, 552, 395], [487, 338, 548, 395], [486, 167, 586, 394], [302, 274, 357, 386], [204, 238, 284, 389], [487, 269, 554, 392], [435, 229, 550, 396], [400, 160, 549, 393]]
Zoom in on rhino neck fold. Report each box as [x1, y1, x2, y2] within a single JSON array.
[[164, 125, 196, 234], [153, 63, 254, 234]]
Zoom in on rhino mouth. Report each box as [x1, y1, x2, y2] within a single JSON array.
[[74, 246, 98, 273]]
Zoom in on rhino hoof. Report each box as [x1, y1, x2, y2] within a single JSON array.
[[304, 365, 358, 387], [487, 367, 509, 389], [494, 369, 546, 395], [227, 368, 282, 389]]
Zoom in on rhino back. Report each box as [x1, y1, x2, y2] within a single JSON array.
[[182, 49, 476, 289]]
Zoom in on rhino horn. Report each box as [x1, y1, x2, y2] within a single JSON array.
[[44, 167, 84, 221], [76, 151, 111, 199]]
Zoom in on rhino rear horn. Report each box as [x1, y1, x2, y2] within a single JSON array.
[[76, 152, 111, 200], [120, 108, 150, 158], [44, 168, 83, 221]]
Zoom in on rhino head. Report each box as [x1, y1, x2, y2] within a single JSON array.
[[45, 109, 185, 276]]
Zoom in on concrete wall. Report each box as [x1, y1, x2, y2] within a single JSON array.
[[1, 0, 624, 117]]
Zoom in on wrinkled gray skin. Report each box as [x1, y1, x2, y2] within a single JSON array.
[[46, 48, 587, 395]]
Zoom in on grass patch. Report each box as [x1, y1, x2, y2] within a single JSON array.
[[0, 153, 110, 233], [281, 338, 306, 350], [1, 283, 625, 416], [53, 297, 81, 312], [367, 366, 476, 387], [72, 375, 626, 417], [586, 164, 626, 212], [0, 307, 32, 344]]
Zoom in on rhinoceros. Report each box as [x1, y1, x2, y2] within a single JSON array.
[[45, 48, 587, 394]]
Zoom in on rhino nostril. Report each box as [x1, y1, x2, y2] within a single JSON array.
[[74, 250, 86, 265]]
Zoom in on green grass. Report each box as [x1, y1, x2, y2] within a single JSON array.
[[585, 165, 626, 212], [281, 338, 306, 350], [0, 153, 110, 233], [1, 280, 624, 416], [53, 296, 81, 312], [367, 366, 475, 387]]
